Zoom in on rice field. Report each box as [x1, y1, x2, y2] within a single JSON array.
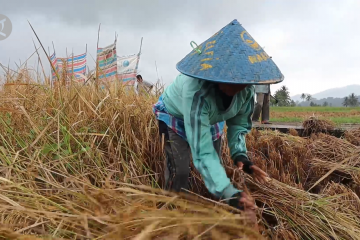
[[270, 107, 360, 124], [0, 73, 360, 239]]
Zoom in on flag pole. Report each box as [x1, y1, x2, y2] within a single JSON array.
[[115, 32, 117, 84], [48, 46, 52, 87], [52, 41, 59, 88], [52, 41, 56, 56], [138, 37, 143, 56], [135, 37, 143, 74], [71, 48, 74, 88], [85, 43, 88, 78], [95, 23, 101, 90]]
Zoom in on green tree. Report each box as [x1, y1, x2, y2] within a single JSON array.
[[274, 85, 291, 106], [322, 101, 328, 107], [306, 94, 312, 102], [310, 101, 320, 107], [301, 93, 306, 102], [348, 93, 359, 107], [343, 97, 349, 107], [270, 98, 277, 106]]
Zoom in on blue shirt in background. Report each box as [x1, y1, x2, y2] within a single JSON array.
[[255, 84, 270, 94]]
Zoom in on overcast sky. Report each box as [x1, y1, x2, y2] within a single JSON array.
[[0, 0, 359, 96]]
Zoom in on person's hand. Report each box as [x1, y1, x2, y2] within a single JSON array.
[[229, 191, 256, 210], [229, 192, 258, 228], [237, 162, 269, 184], [244, 209, 258, 227], [239, 192, 256, 210]]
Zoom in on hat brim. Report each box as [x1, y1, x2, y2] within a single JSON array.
[[176, 65, 284, 85]]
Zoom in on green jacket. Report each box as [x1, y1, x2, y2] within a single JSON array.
[[162, 74, 255, 201]]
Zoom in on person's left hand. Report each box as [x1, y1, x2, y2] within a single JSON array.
[[237, 162, 269, 184]]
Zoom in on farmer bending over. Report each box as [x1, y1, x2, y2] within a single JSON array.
[[153, 20, 284, 211]]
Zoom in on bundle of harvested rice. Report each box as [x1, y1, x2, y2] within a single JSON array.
[[302, 117, 335, 136], [244, 130, 312, 189], [0, 228, 43, 240], [288, 128, 299, 136], [321, 182, 360, 212], [344, 127, 360, 146], [308, 133, 360, 193], [309, 133, 358, 161], [228, 173, 360, 240], [310, 154, 360, 195], [0, 178, 260, 239]]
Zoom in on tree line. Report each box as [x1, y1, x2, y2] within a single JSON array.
[[342, 93, 359, 107], [271, 86, 359, 107]]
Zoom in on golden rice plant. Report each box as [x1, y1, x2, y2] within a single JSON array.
[[1, 69, 360, 239]]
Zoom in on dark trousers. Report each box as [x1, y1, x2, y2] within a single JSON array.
[[158, 120, 222, 192], [252, 92, 270, 122]]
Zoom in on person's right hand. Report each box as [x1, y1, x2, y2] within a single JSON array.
[[238, 192, 258, 229], [238, 192, 257, 210]]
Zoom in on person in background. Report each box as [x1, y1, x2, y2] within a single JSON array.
[[135, 74, 153, 95], [252, 84, 271, 124], [152, 19, 284, 216]]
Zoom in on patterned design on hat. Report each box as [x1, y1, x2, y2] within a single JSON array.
[[176, 19, 284, 84]]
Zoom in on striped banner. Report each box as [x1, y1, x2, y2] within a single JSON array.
[[50, 52, 87, 85], [97, 42, 117, 80], [50, 53, 58, 80], [96, 41, 141, 88]]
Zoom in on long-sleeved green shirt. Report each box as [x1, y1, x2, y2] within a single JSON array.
[[162, 74, 255, 201]]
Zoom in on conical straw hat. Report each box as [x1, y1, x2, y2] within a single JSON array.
[[176, 19, 284, 84]]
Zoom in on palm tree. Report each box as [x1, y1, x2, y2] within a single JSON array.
[[274, 85, 291, 106], [343, 97, 349, 107], [301, 93, 306, 102], [348, 93, 359, 107], [306, 94, 312, 102], [280, 86, 289, 93]]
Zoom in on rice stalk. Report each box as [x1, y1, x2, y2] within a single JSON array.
[[1, 69, 360, 239]]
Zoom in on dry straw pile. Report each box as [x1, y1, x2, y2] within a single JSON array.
[[345, 127, 360, 146], [302, 116, 335, 135], [0, 72, 360, 239]]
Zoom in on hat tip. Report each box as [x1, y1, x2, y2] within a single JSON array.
[[231, 19, 240, 25]]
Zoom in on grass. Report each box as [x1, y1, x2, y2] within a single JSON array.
[[0, 69, 360, 239], [271, 107, 360, 112], [328, 117, 360, 124], [270, 107, 360, 124], [271, 117, 360, 124]]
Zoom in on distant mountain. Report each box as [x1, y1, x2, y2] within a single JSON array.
[[292, 85, 360, 102]]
